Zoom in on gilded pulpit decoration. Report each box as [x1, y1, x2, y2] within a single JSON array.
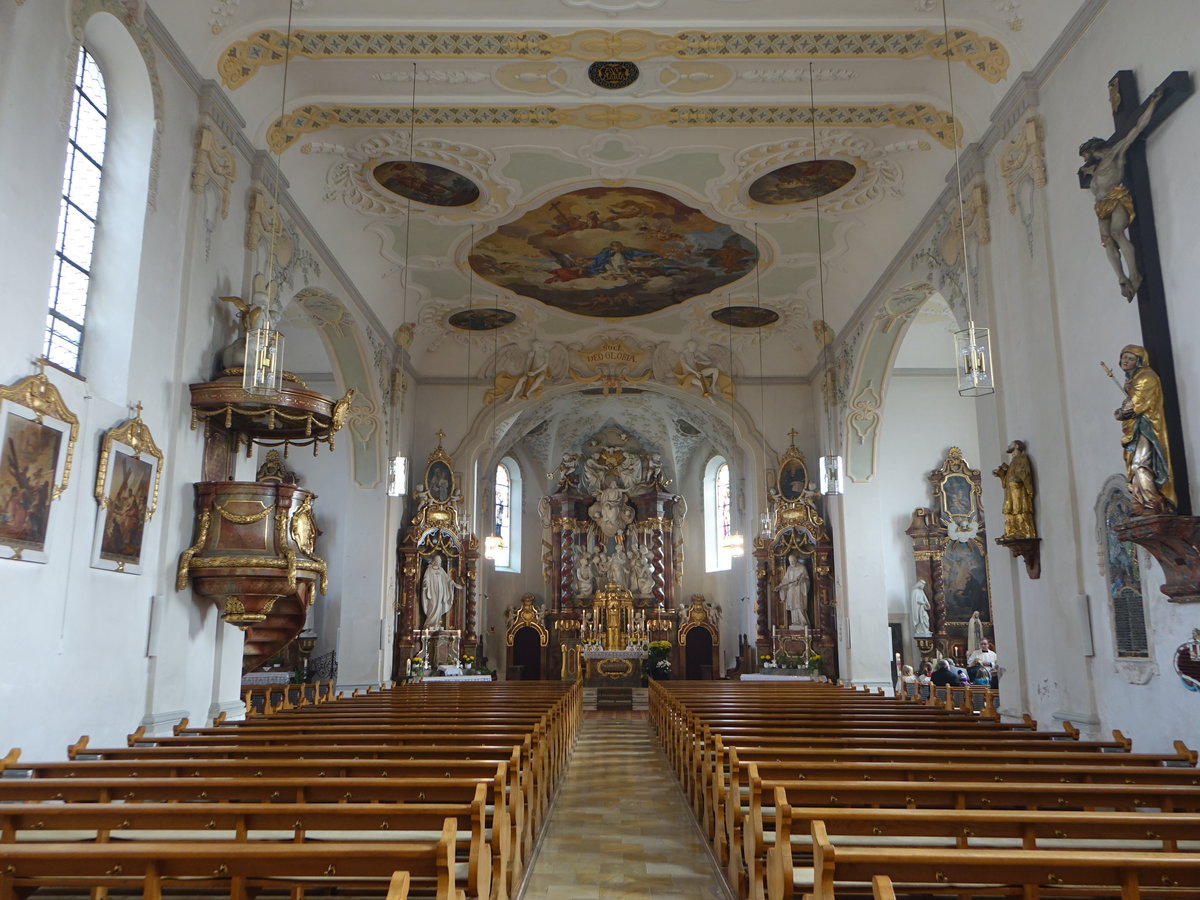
[[992, 439, 1040, 579], [91, 404, 164, 574], [392, 433, 480, 681], [756, 437, 837, 678], [505, 594, 549, 646], [0, 366, 80, 563]]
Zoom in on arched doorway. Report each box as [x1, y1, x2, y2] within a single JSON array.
[[511, 626, 543, 680], [684, 628, 713, 680]]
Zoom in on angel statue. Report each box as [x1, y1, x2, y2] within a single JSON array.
[[676, 339, 725, 399], [489, 340, 568, 404], [216, 294, 265, 372]]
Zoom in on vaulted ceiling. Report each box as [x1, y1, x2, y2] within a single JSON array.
[[151, 0, 1089, 385]]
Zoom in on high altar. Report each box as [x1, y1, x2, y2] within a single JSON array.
[[511, 426, 700, 684]]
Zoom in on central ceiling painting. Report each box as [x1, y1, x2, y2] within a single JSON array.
[[469, 187, 758, 318]]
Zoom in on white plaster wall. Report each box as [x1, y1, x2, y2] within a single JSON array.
[[980, 0, 1200, 747]]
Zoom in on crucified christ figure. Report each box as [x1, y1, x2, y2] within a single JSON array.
[[1078, 86, 1163, 300]]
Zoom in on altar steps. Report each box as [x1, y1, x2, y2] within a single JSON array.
[[584, 687, 648, 710]]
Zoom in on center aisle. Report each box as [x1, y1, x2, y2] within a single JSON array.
[[519, 710, 734, 900]]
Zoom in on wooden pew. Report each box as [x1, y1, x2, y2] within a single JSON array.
[[765, 805, 1200, 900], [0, 800, 491, 900], [0, 819, 459, 900], [807, 819, 1200, 900]]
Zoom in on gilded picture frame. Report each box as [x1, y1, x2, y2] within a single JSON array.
[[91, 408, 163, 574], [0, 370, 79, 563]]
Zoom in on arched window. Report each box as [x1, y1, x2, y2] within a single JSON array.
[[44, 47, 107, 372], [704, 456, 733, 572], [492, 457, 522, 572]]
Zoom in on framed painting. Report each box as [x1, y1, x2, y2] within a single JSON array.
[[92, 409, 163, 574], [0, 370, 79, 563], [778, 455, 809, 501], [425, 459, 454, 502]]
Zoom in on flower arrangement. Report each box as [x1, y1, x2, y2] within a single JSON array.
[[807, 653, 822, 674], [646, 640, 672, 680], [461, 654, 476, 673]]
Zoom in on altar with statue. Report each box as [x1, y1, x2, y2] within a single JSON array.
[[754, 439, 838, 679], [392, 435, 481, 683], [519, 426, 696, 683]]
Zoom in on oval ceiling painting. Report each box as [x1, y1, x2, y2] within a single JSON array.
[[749, 159, 857, 205], [373, 160, 481, 207], [469, 187, 758, 318], [711, 306, 780, 328], [447, 307, 516, 331]]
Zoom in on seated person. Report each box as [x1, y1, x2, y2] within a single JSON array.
[[916, 661, 933, 685], [967, 664, 991, 685], [967, 637, 999, 687], [895, 664, 916, 695], [929, 659, 960, 686]]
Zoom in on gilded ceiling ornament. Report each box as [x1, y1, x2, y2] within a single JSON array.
[[221, 27, 1006, 88], [268, 101, 961, 152]]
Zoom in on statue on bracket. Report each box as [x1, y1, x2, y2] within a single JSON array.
[[992, 439, 1041, 579], [1112, 344, 1175, 516]]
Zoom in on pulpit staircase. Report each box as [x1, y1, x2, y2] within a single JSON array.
[[241, 593, 306, 673]]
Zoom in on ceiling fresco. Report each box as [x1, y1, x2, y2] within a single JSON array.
[[748, 159, 858, 205], [468, 187, 759, 318], [372, 160, 481, 207]]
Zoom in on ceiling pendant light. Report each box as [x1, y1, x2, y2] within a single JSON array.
[[806, 63, 843, 496], [722, 295, 745, 558], [243, 0, 295, 397], [940, 0, 995, 398], [388, 62, 420, 496], [484, 290, 505, 562]]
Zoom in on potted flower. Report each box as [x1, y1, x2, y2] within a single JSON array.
[[646, 640, 672, 680], [759, 653, 774, 670], [461, 654, 476, 674], [807, 653, 823, 676]]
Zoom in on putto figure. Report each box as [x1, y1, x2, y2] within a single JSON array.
[[1114, 344, 1175, 515]]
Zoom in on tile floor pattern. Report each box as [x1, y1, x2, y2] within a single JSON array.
[[519, 710, 734, 900]]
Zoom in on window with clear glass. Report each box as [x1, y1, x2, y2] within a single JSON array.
[[45, 47, 107, 372], [704, 456, 733, 572], [493, 462, 512, 570]]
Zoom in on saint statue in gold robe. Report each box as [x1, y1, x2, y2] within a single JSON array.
[[1114, 344, 1175, 515]]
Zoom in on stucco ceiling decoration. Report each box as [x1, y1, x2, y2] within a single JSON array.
[[218, 27, 1007, 89], [267, 102, 961, 153], [312, 132, 511, 219], [720, 130, 905, 220], [417, 297, 536, 352], [469, 186, 758, 318]]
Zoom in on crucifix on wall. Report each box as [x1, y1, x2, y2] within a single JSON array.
[[1079, 69, 1193, 516]]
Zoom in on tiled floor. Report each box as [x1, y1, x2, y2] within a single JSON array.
[[519, 710, 734, 900]]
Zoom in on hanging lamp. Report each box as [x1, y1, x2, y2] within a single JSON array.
[[484, 294, 506, 562], [387, 63, 421, 495], [721, 296, 745, 558], [805, 63, 844, 496], [940, 0, 995, 397], [243, 0, 295, 397]]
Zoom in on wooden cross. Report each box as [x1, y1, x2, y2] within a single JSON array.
[[1080, 70, 1193, 515]]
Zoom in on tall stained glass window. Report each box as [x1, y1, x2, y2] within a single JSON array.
[[45, 47, 107, 372]]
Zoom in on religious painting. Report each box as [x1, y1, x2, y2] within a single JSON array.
[[942, 535, 990, 623], [448, 307, 517, 331], [711, 305, 780, 328], [372, 160, 480, 207], [778, 456, 809, 501], [748, 159, 857, 205], [91, 412, 163, 574], [941, 472, 975, 517], [0, 412, 63, 558], [469, 187, 758, 318], [425, 460, 454, 502]]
